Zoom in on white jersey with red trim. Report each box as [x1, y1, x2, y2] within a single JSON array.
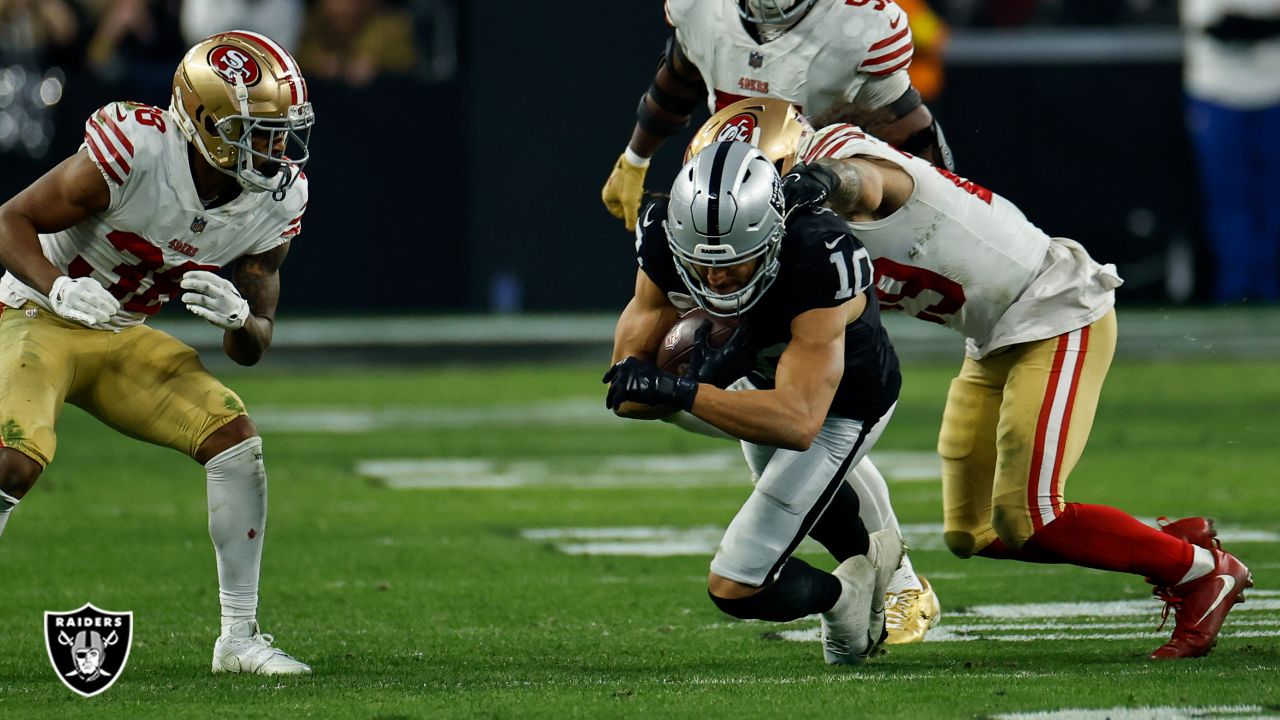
[[0, 101, 307, 330], [665, 0, 914, 116], [799, 124, 1122, 358]]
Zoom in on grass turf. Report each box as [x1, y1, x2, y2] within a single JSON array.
[[1, 359, 1278, 718]]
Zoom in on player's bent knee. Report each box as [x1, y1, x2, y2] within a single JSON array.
[[943, 530, 979, 559], [0, 448, 42, 498], [991, 505, 1032, 550], [195, 416, 260, 465]]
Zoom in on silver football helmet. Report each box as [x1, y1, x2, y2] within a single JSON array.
[[665, 141, 785, 317], [736, 0, 817, 25]]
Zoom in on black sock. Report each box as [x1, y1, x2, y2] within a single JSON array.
[[808, 480, 870, 561], [709, 557, 842, 621]]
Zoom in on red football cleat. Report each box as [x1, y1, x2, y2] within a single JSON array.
[[1157, 516, 1220, 550], [1150, 549, 1253, 659]]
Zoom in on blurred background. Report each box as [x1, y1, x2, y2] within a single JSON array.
[[0, 0, 1275, 318]]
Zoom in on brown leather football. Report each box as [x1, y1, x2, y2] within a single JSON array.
[[656, 308, 741, 377]]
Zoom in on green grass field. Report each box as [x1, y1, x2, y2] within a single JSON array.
[[1, 358, 1278, 719]]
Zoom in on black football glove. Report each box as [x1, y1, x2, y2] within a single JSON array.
[[687, 318, 756, 388], [603, 357, 699, 412], [1205, 14, 1280, 43], [781, 162, 841, 215]]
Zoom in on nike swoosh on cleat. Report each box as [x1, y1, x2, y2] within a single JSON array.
[[1196, 575, 1236, 625]]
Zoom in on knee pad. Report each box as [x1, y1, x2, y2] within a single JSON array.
[[937, 380, 981, 463], [944, 530, 978, 559], [992, 504, 1033, 550]]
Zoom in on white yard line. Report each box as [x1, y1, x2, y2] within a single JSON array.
[[992, 706, 1270, 720], [360, 451, 946, 490]]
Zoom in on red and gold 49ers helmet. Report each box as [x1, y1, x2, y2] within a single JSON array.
[[685, 98, 813, 175], [171, 31, 315, 200]]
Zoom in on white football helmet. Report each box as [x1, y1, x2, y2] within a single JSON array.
[[736, 0, 817, 25], [665, 141, 785, 317]]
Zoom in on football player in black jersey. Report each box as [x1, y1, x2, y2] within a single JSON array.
[[604, 141, 904, 665]]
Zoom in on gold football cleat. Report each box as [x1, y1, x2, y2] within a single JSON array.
[[884, 576, 941, 644]]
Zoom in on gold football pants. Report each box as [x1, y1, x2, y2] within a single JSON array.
[[0, 302, 246, 467], [937, 310, 1117, 556]]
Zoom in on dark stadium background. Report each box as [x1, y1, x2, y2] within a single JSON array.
[[0, 1, 1206, 313]]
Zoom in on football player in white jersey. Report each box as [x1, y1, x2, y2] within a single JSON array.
[[724, 101, 1254, 660], [601, 0, 954, 232], [0, 31, 313, 675]]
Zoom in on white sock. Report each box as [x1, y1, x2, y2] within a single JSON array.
[[207, 437, 267, 632], [0, 488, 18, 539], [846, 458, 923, 593], [887, 556, 924, 594], [845, 457, 897, 534], [1178, 545, 1217, 585]]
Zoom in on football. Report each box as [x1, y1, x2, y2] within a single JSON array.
[[656, 308, 741, 377]]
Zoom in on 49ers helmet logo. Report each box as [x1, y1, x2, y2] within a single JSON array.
[[716, 113, 757, 144], [207, 45, 262, 87]]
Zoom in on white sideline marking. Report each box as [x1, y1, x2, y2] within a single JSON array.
[[255, 400, 605, 433], [950, 598, 1280, 619], [992, 706, 1269, 720], [360, 452, 749, 490], [521, 522, 1279, 557], [522, 526, 956, 557], [767, 593, 1280, 645], [362, 451, 944, 490], [775, 627, 1280, 644]]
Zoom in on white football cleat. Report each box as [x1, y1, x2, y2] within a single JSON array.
[[820, 555, 878, 665], [212, 620, 312, 675], [864, 528, 907, 653]]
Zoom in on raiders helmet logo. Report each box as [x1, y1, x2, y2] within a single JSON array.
[[44, 603, 133, 697], [208, 45, 262, 87], [716, 113, 758, 144]]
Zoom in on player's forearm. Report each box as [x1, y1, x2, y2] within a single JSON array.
[[628, 40, 706, 159], [626, 124, 668, 161], [0, 206, 63, 295], [811, 158, 869, 218], [223, 316, 273, 366], [689, 386, 826, 450]]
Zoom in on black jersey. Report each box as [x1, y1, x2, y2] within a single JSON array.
[[637, 199, 901, 423]]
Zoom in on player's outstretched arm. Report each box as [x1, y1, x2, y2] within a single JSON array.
[[223, 241, 290, 366], [688, 297, 861, 450], [0, 151, 110, 296]]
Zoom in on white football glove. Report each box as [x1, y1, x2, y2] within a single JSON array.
[[180, 270, 250, 330], [49, 275, 121, 328]]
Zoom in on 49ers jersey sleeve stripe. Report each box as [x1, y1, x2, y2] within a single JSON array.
[[802, 125, 866, 163], [860, 26, 914, 77], [95, 109, 135, 156], [84, 118, 131, 185]]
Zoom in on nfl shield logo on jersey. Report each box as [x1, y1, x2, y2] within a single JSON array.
[[44, 603, 133, 697], [748, 51, 764, 68], [190, 215, 207, 233]]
